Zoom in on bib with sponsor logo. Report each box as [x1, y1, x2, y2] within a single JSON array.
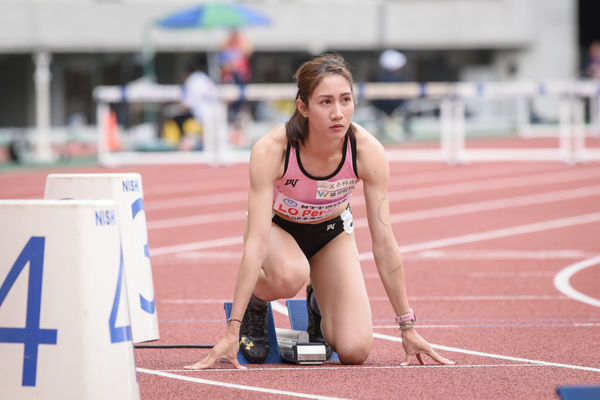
[[273, 134, 359, 222]]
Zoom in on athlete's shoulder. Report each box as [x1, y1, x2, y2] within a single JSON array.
[[249, 124, 288, 180], [351, 122, 385, 155]]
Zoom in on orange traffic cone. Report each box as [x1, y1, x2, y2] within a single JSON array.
[[103, 110, 121, 151]]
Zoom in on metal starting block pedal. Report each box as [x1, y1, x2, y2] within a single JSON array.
[[276, 328, 327, 365], [286, 299, 339, 361]]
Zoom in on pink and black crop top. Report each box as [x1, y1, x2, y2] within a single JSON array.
[[273, 134, 359, 222]]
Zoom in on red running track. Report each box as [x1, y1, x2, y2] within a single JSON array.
[[1, 146, 600, 399]]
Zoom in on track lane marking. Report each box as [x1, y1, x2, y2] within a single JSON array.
[[144, 167, 600, 211], [150, 212, 600, 257], [156, 364, 553, 373], [266, 303, 600, 373], [373, 333, 600, 373], [136, 368, 348, 400], [147, 184, 600, 230], [554, 255, 600, 308], [159, 295, 569, 304], [361, 212, 600, 260]]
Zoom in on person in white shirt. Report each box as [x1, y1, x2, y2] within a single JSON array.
[[182, 57, 228, 164]]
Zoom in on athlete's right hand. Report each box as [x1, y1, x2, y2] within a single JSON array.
[[184, 325, 245, 370]]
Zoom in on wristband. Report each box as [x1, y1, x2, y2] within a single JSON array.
[[394, 308, 415, 324], [227, 318, 242, 325], [399, 321, 415, 330]]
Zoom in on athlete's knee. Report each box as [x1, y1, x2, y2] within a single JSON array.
[[334, 336, 373, 365], [269, 259, 309, 297]]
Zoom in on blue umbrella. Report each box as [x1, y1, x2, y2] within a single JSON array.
[[157, 3, 271, 30], [142, 3, 270, 83]]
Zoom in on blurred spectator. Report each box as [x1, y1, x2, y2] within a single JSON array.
[[180, 56, 221, 151], [218, 28, 254, 143], [584, 41, 600, 79], [374, 49, 407, 115], [218, 28, 253, 85], [373, 49, 413, 138]]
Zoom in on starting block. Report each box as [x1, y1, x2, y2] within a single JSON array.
[[276, 328, 326, 365], [0, 200, 139, 399], [557, 386, 600, 400], [224, 302, 281, 364], [44, 173, 158, 343], [224, 298, 337, 364], [286, 299, 339, 361]]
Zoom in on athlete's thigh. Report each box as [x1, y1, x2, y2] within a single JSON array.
[[254, 222, 310, 300], [308, 231, 372, 347]]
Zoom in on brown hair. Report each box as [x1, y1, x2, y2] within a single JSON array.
[[285, 53, 356, 147]]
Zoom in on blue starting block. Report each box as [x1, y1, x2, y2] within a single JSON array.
[[224, 302, 280, 364], [286, 299, 338, 361], [557, 386, 600, 400], [224, 299, 338, 364]]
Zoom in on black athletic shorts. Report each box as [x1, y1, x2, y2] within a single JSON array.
[[272, 205, 354, 259]]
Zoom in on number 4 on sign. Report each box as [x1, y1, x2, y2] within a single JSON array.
[[0, 237, 58, 387]]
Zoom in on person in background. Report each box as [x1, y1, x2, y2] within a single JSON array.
[[219, 28, 253, 85], [584, 41, 600, 79], [218, 29, 254, 143], [374, 49, 407, 115], [184, 53, 454, 369], [182, 56, 227, 162], [373, 49, 413, 139]]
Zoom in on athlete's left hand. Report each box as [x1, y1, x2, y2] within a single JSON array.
[[399, 328, 455, 366]]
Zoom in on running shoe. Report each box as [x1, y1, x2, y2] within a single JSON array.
[[306, 283, 333, 359], [239, 302, 269, 363]]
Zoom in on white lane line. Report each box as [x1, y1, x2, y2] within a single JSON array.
[[413, 249, 594, 260], [160, 299, 233, 304], [147, 184, 600, 230], [554, 255, 600, 308], [369, 295, 568, 301], [469, 271, 555, 278], [147, 190, 248, 210], [136, 368, 348, 400], [356, 185, 600, 228], [271, 300, 290, 316], [156, 249, 592, 262], [151, 236, 243, 257], [150, 212, 600, 257], [144, 168, 600, 212], [267, 305, 600, 374], [384, 168, 600, 203], [159, 364, 547, 373], [372, 333, 600, 373], [160, 295, 568, 304], [371, 212, 600, 259], [147, 210, 246, 230]]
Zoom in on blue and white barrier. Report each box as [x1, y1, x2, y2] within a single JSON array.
[[0, 200, 139, 399], [44, 173, 159, 343], [93, 80, 600, 165]]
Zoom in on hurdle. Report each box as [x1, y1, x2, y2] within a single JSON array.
[[44, 173, 159, 343], [0, 200, 139, 399]]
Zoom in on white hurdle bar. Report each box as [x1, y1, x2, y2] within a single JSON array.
[[94, 80, 600, 165]]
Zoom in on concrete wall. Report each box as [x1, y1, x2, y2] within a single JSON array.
[[0, 0, 578, 81], [0, 0, 580, 128]]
